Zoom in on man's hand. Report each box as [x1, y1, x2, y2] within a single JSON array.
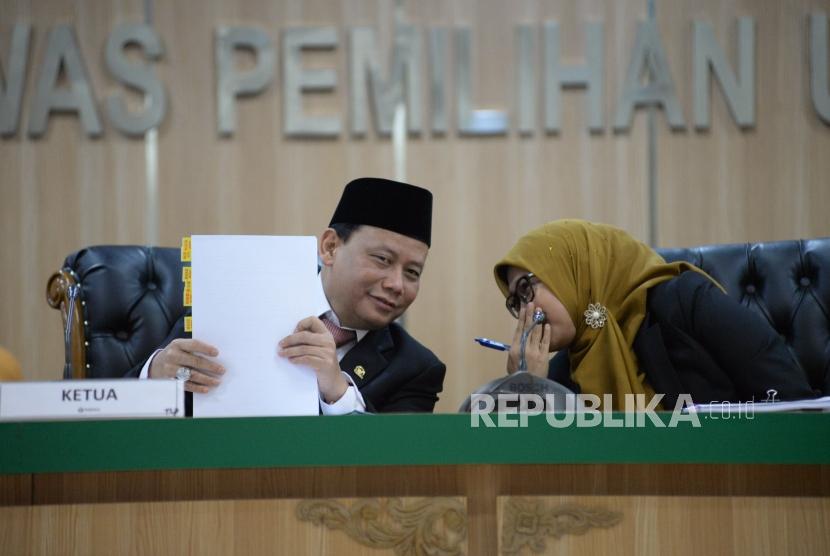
[[279, 316, 349, 404], [506, 302, 551, 377], [148, 338, 225, 394]]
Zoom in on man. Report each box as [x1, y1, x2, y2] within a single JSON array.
[[138, 177, 445, 414]]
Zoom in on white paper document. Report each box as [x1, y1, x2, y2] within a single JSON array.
[[191, 235, 320, 417]]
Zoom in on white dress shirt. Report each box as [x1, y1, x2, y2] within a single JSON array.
[[139, 275, 367, 415]]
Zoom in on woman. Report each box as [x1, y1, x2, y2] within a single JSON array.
[[494, 219, 817, 409]]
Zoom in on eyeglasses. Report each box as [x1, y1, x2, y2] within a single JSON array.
[[505, 272, 537, 318]]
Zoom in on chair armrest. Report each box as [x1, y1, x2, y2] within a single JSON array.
[[46, 269, 87, 379]]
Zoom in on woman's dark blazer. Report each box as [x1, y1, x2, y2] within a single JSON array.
[[549, 271, 819, 406]]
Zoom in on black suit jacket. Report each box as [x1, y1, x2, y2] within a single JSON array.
[[339, 322, 445, 412], [127, 317, 446, 414], [549, 271, 818, 406]]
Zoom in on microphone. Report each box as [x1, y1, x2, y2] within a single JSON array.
[[517, 308, 546, 372], [459, 308, 578, 413]]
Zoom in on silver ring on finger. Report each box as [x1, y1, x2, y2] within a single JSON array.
[[175, 366, 193, 382]]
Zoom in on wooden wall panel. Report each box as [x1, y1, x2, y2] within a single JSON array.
[[1, 0, 827, 412], [655, 0, 830, 247], [0, 0, 148, 384]]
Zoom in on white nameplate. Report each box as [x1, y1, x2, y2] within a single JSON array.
[[0, 379, 185, 421]]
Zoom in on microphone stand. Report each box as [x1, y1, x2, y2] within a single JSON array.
[[63, 284, 79, 379], [518, 308, 546, 373], [459, 308, 576, 412]]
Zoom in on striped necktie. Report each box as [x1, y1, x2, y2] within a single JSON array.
[[320, 315, 357, 347]]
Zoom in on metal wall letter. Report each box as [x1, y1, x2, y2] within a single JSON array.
[[810, 12, 830, 124], [544, 21, 604, 133], [614, 20, 685, 131], [427, 27, 448, 135], [0, 23, 30, 136], [282, 27, 340, 137], [455, 27, 507, 135], [105, 23, 166, 136], [349, 25, 422, 136], [215, 26, 274, 137], [516, 24, 536, 135], [693, 18, 755, 130], [28, 25, 102, 138]]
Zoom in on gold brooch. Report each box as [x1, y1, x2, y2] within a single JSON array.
[[584, 303, 608, 329], [353, 365, 366, 379]]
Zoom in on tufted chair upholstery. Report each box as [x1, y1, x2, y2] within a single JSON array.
[[657, 239, 830, 394], [49, 239, 830, 393], [47, 246, 186, 379]]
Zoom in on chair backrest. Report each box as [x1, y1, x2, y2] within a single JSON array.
[[657, 238, 830, 394], [49, 239, 830, 393], [48, 246, 185, 379]]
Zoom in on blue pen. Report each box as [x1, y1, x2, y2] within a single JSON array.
[[475, 337, 511, 351]]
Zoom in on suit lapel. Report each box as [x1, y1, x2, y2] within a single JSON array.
[[339, 327, 393, 387]]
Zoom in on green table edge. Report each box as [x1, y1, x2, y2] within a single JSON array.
[[2, 412, 829, 474]]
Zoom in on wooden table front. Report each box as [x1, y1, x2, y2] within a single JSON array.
[[2, 413, 829, 555]]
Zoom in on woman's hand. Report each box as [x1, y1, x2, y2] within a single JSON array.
[[506, 302, 551, 378]]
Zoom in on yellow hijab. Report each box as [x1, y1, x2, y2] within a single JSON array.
[[494, 220, 722, 410]]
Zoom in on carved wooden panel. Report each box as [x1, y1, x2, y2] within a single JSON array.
[[297, 498, 467, 556], [0, 496, 467, 555], [498, 495, 830, 555]]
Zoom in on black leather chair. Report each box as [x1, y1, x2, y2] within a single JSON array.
[[48, 239, 830, 394], [658, 239, 830, 395], [48, 246, 186, 379]]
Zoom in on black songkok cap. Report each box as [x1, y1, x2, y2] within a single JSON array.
[[329, 177, 433, 247]]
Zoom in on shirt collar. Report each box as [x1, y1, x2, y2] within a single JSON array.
[[315, 274, 369, 343]]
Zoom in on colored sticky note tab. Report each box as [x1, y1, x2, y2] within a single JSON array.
[[182, 266, 192, 282], [183, 282, 192, 306], [181, 237, 192, 262], [184, 316, 192, 332]]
